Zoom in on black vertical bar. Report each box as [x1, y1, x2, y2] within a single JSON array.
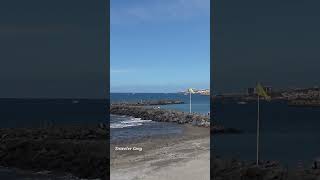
[[106, 0, 110, 179], [210, 0, 215, 179]]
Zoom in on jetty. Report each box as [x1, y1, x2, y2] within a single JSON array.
[[111, 104, 210, 127], [111, 104, 242, 134]]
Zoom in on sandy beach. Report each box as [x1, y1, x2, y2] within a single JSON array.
[[110, 125, 210, 180]]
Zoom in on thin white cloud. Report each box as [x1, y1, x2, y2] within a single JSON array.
[[111, 0, 209, 25]]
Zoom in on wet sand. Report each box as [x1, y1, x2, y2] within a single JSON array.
[[110, 124, 210, 180]]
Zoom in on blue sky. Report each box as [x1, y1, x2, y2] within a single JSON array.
[[111, 0, 210, 93]]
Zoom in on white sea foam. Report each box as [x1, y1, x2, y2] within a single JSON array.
[[121, 118, 152, 124], [110, 117, 152, 129]]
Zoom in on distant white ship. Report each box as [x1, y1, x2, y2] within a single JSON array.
[[237, 101, 247, 105]]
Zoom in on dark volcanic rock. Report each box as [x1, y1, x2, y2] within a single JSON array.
[[111, 105, 243, 134], [212, 158, 287, 180], [0, 125, 108, 179]]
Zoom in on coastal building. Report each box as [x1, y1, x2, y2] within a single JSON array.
[[247, 86, 272, 96], [247, 87, 255, 95], [181, 89, 210, 96]]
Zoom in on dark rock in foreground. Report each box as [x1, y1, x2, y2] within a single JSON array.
[[0, 125, 108, 179], [212, 158, 287, 180], [212, 157, 320, 180]]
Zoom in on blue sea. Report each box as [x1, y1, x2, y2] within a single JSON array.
[[110, 93, 210, 114], [0, 98, 107, 128], [110, 93, 209, 142], [214, 100, 320, 168]]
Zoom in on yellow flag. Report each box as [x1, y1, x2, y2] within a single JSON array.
[[256, 83, 271, 100], [188, 88, 195, 94]]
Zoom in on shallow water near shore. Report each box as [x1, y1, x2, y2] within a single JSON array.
[[110, 114, 183, 142]]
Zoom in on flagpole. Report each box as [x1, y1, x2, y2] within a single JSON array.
[[189, 91, 192, 113], [256, 94, 260, 166]]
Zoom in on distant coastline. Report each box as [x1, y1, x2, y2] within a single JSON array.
[[179, 89, 210, 96], [214, 87, 320, 107]]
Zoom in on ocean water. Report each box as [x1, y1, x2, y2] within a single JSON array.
[[110, 93, 209, 141], [214, 100, 320, 167], [0, 99, 107, 128], [111, 93, 210, 114]]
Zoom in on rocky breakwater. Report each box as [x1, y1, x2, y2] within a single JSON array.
[[111, 105, 243, 133], [110, 105, 210, 127], [0, 125, 108, 179]]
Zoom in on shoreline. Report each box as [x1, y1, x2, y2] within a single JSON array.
[[111, 124, 210, 180]]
